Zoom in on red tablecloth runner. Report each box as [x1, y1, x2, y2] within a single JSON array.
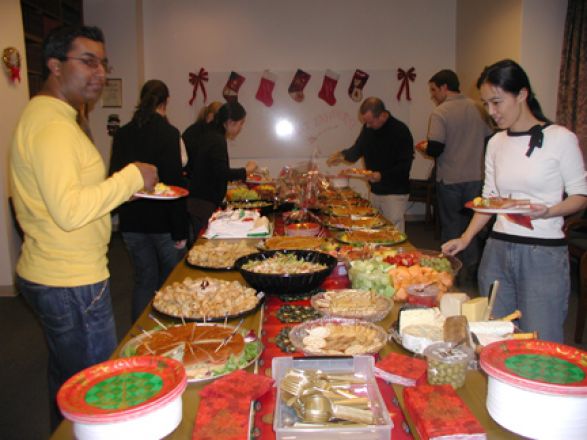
[[252, 294, 413, 439]]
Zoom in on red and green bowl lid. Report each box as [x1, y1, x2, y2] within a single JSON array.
[[480, 339, 587, 396], [57, 356, 187, 423]]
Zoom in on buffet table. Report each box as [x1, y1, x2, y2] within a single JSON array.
[[50, 241, 519, 440]]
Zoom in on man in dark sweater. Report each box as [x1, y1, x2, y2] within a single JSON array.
[[327, 97, 414, 231]]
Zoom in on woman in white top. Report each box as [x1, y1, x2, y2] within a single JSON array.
[[442, 59, 587, 342]]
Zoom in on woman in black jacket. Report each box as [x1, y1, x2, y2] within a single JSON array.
[[109, 79, 188, 321], [186, 101, 257, 237]]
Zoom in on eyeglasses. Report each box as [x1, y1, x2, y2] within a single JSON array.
[[63, 56, 112, 73]]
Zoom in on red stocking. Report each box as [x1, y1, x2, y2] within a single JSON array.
[[318, 69, 339, 106], [255, 70, 277, 107], [288, 69, 311, 102], [348, 69, 369, 102], [223, 71, 245, 103]]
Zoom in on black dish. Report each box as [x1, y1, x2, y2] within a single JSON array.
[[151, 293, 265, 323], [234, 250, 337, 295], [184, 258, 235, 271]]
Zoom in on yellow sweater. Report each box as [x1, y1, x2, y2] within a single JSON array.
[[10, 96, 144, 286]]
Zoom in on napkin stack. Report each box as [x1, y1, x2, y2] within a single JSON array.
[[203, 209, 270, 238]]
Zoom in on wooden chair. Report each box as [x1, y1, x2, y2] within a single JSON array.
[[564, 213, 587, 343]]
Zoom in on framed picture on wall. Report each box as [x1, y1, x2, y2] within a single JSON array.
[[102, 78, 122, 108]]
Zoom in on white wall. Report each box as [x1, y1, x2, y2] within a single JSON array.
[[0, 0, 28, 296], [521, 0, 568, 120], [86, 0, 457, 186], [456, 0, 567, 121], [457, 0, 523, 97]]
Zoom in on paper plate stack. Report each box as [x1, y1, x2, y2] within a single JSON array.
[[57, 356, 187, 440], [480, 340, 587, 439]]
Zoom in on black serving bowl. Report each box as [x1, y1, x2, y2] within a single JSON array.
[[234, 249, 337, 295]]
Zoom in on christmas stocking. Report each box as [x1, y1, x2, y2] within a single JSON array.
[[288, 69, 311, 102], [318, 69, 339, 106], [255, 70, 277, 107], [348, 69, 370, 102], [223, 71, 246, 102]]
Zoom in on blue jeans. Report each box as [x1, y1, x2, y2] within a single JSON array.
[[16, 276, 118, 430], [437, 181, 483, 269], [478, 238, 570, 342], [121, 232, 185, 321]]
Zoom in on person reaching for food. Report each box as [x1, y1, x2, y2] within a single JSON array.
[[186, 101, 258, 238], [327, 97, 414, 232]]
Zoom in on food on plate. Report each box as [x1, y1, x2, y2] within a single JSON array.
[[397, 307, 446, 354], [340, 168, 375, 178], [399, 307, 446, 334], [226, 187, 260, 201], [471, 196, 530, 209], [263, 236, 327, 250], [241, 252, 327, 274], [291, 320, 387, 355], [203, 209, 270, 239], [153, 276, 260, 319], [227, 200, 273, 211], [402, 325, 444, 354], [284, 222, 321, 237], [132, 323, 260, 380], [337, 228, 406, 245], [327, 198, 371, 208], [187, 240, 258, 269], [152, 182, 172, 195], [384, 251, 453, 273], [329, 206, 377, 217], [252, 184, 276, 200], [439, 293, 470, 317], [388, 265, 453, 301], [276, 305, 321, 323], [348, 258, 395, 298], [312, 289, 392, 321], [139, 182, 182, 197], [324, 215, 387, 230]]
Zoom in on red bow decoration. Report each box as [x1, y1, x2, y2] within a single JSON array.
[[396, 67, 416, 101], [2, 47, 21, 84], [10, 66, 20, 83], [188, 67, 208, 105]]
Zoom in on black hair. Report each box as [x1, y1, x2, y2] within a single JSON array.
[[213, 101, 247, 134], [429, 69, 460, 92], [42, 25, 105, 79], [359, 97, 386, 117], [477, 59, 550, 123], [132, 80, 169, 127]]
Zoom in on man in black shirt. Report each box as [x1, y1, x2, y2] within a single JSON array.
[[327, 97, 414, 231]]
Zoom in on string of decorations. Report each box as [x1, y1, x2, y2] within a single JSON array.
[[187, 66, 416, 106]]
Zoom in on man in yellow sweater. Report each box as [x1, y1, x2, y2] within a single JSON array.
[[9, 25, 157, 430]]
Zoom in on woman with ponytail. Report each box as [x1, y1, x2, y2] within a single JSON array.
[[186, 101, 258, 238], [442, 59, 587, 342], [109, 79, 188, 321]]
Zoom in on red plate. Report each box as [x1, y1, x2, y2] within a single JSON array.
[[480, 340, 587, 396], [57, 356, 187, 423], [134, 185, 189, 200]]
